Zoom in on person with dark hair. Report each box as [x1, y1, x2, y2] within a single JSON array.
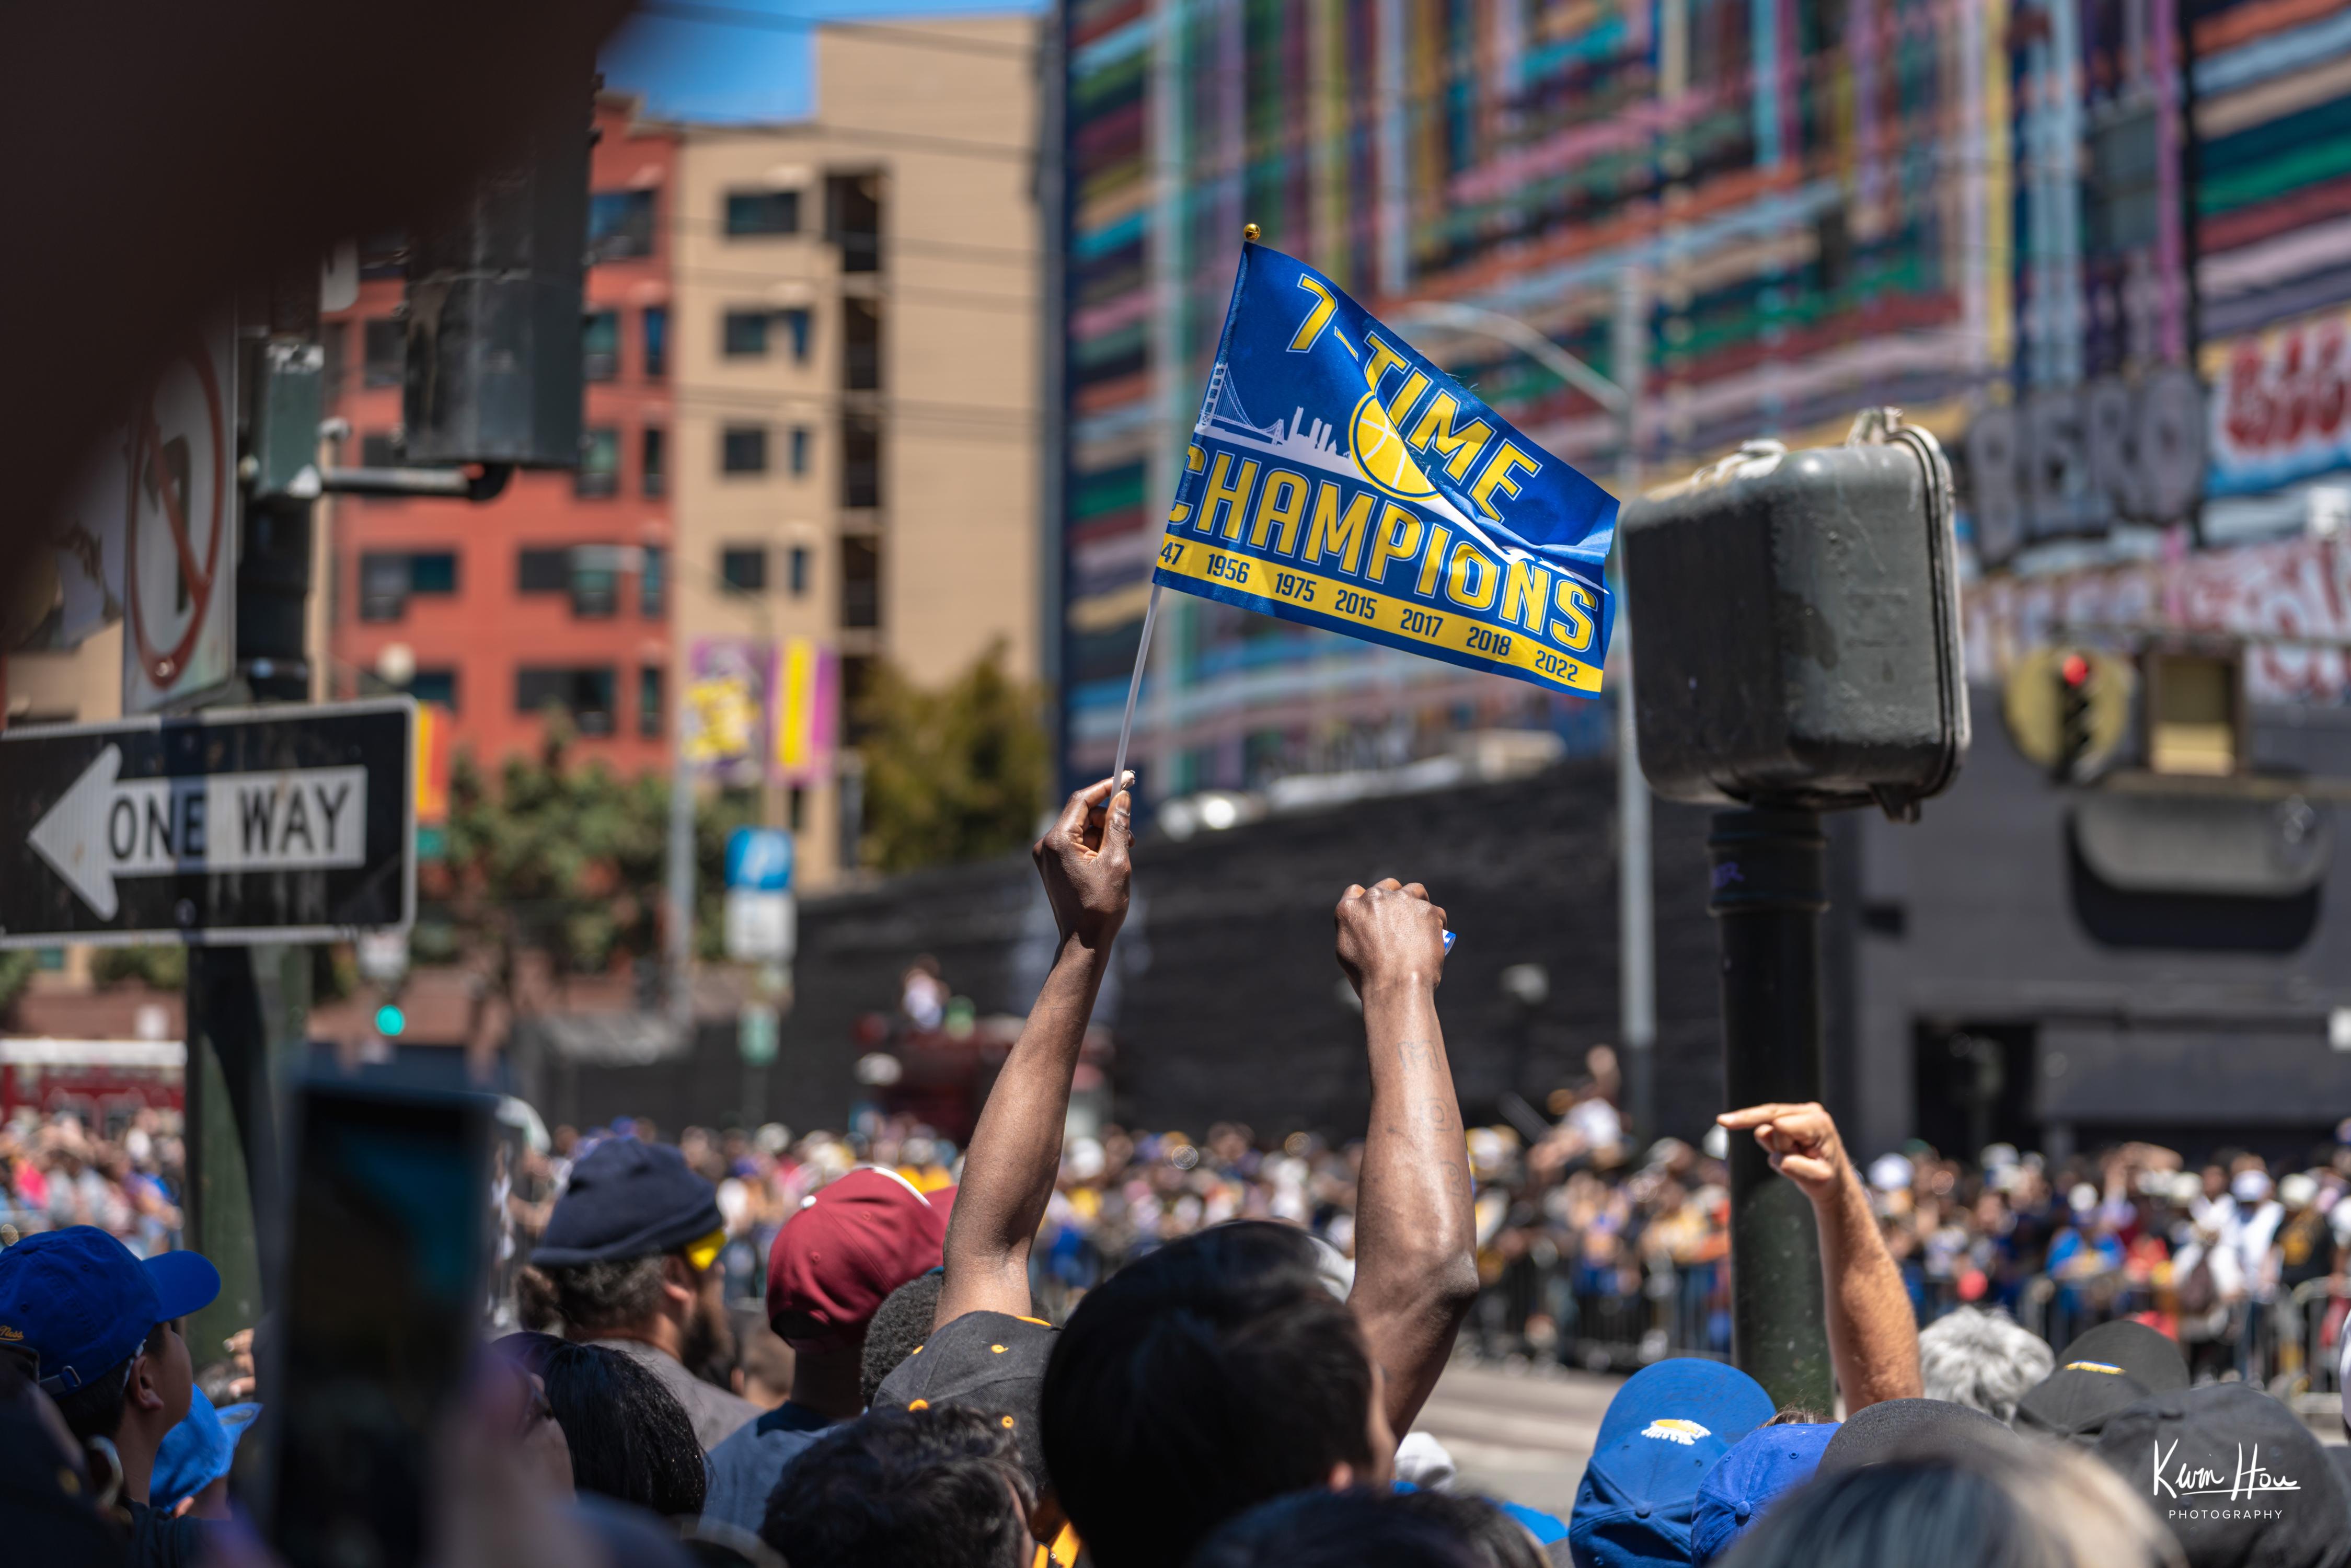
[[862, 1267, 947, 1409], [0, 1358, 129, 1568], [501, 1332, 709, 1518], [857, 774, 1135, 1565], [0, 1226, 221, 1568], [1185, 1491, 1485, 1568], [699, 1165, 951, 1532], [1040, 875, 1477, 1568], [759, 1404, 1035, 1568], [528, 1137, 760, 1449], [1722, 1444, 2176, 1568], [1389, 1490, 1549, 1568]]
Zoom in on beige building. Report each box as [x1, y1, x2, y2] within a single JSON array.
[[671, 17, 1042, 891]]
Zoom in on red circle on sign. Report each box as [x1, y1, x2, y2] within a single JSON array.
[[124, 337, 228, 688]]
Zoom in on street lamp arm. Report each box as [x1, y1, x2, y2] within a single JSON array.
[[1388, 300, 1629, 416]]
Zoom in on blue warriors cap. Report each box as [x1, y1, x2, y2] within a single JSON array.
[[1568, 1358, 1776, 1568], [0, 1226, 220, 1392], [533, 1138, 724, 1268], [1689, 1422, 1837, 1564], [153, 1388, 258, 1512]]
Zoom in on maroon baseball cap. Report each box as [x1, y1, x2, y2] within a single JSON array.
[[766, 1168, 953, 1347]]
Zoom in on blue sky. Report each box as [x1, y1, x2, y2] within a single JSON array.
[[601, 0, 1046, 123]]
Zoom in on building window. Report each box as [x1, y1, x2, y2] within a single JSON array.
[[363, 318, 404, 388], [359, 231, 408, 279], [359, 550, 459, 621], [588, 189, 655, 263], [517, 547, 571, 593], [825, 171, 883, 274], [782, 307, 812, 363], [643, 306, 668, 378], [790, 426, 810, 475], [722, 426, 768, 475], [723, 310, 769, 357], [788, 545, 810, 596], [410, 668, 459, 710], [517, 666, 617, 734], [841, 536, 880, 629], [639, 666, 665, 738], [841, 654, 875, 743], [842, 414, 880, 508], [582, 311, 619, 382], [576, 428, 620, 498], [570, 547, 619, 618], [641, 427, 667, 498], [640, 545, 666, 617], [726, 189, 801, 236], [359, 431, 405, 469], [843, 298, 881, 391], [721, 546, 768, 593]]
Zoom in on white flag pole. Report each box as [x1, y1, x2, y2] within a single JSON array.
[[1109, 582, 1162, 795]]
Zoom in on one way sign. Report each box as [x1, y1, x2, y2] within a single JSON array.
[[0, 700, 413, 947]]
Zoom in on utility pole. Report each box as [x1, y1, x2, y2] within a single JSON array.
[[1612, 267, 1655, 1148], [185, 274, 326, 1358], [1390, 287, 1658, 1142]]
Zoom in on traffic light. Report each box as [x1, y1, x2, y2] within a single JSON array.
[[2055, 650, 2095, 781]]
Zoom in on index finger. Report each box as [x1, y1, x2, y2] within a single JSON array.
[[1054, 776, 1120, 840], [1716, 1103, 1812, 1129]]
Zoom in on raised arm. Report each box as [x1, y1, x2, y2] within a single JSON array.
[[934, 775, 1132, 1328], [1336, 878, 1479, 1435], [1718, 1101, 1922, 1412]]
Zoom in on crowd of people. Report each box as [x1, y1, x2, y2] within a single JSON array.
[[0, 1107, 183, 1253], [8, 774, 2351, 1568]]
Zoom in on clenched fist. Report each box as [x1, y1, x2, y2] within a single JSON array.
[[1334, 878, 1449, 997]]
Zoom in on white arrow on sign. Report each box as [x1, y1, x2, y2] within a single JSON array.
[[28, 744, 370, 919]]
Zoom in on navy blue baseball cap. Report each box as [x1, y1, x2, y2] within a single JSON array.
[[0, 1226, 220, 1392], [1690, 1422, 1837, 1564], [533, 1138, 724, 1269], [1568, 1358, 1776, 1568]]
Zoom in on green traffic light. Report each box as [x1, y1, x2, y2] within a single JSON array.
[[376, 1004, 406, 1037]]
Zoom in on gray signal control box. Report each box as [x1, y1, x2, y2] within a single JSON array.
[[1620, 411, 1968, 821]]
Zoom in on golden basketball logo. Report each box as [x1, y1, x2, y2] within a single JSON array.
[[0, 1324, 21, 1342], [1347, 393, 1440, 503], [1641, 1418, 1711, 1445]]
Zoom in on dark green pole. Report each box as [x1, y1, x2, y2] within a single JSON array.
[[1709, 805, 1834, 1414]]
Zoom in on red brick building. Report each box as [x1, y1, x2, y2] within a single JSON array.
[[326, 95, 677, 774]]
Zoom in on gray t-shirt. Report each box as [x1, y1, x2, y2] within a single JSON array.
[[698, 1400, 835, 1538], [585, 1336, 760, 1451]]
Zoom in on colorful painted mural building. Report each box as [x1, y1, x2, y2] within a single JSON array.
[[1055, 0, 2351, 788]]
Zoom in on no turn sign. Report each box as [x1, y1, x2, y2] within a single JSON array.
[[122, 317, 237, 712]]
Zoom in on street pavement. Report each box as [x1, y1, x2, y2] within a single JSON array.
[[1410, 1359, 1626, 1515]]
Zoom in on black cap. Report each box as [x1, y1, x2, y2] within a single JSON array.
[[2052, 1321, 2190, 1394], [533, 1139, 723, 1268], [2091, 1383, 2351, 1568], [873, 1309, 1055, 1495], [2014, 1364, 2154, 1444], [1819, 1398, 2034, 1474]]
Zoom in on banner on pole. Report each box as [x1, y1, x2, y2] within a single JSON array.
[[1154, 243, 1618, 696]]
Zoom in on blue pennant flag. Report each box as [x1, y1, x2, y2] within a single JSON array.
[[1154, 243, 1618, 697]]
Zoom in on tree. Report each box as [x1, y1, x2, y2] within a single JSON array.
[[856, 640, 1050, 874], [436, 713, 671, 993]]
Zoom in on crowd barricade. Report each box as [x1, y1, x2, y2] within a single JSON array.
[[2263, 1277, 2349, 1403]]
